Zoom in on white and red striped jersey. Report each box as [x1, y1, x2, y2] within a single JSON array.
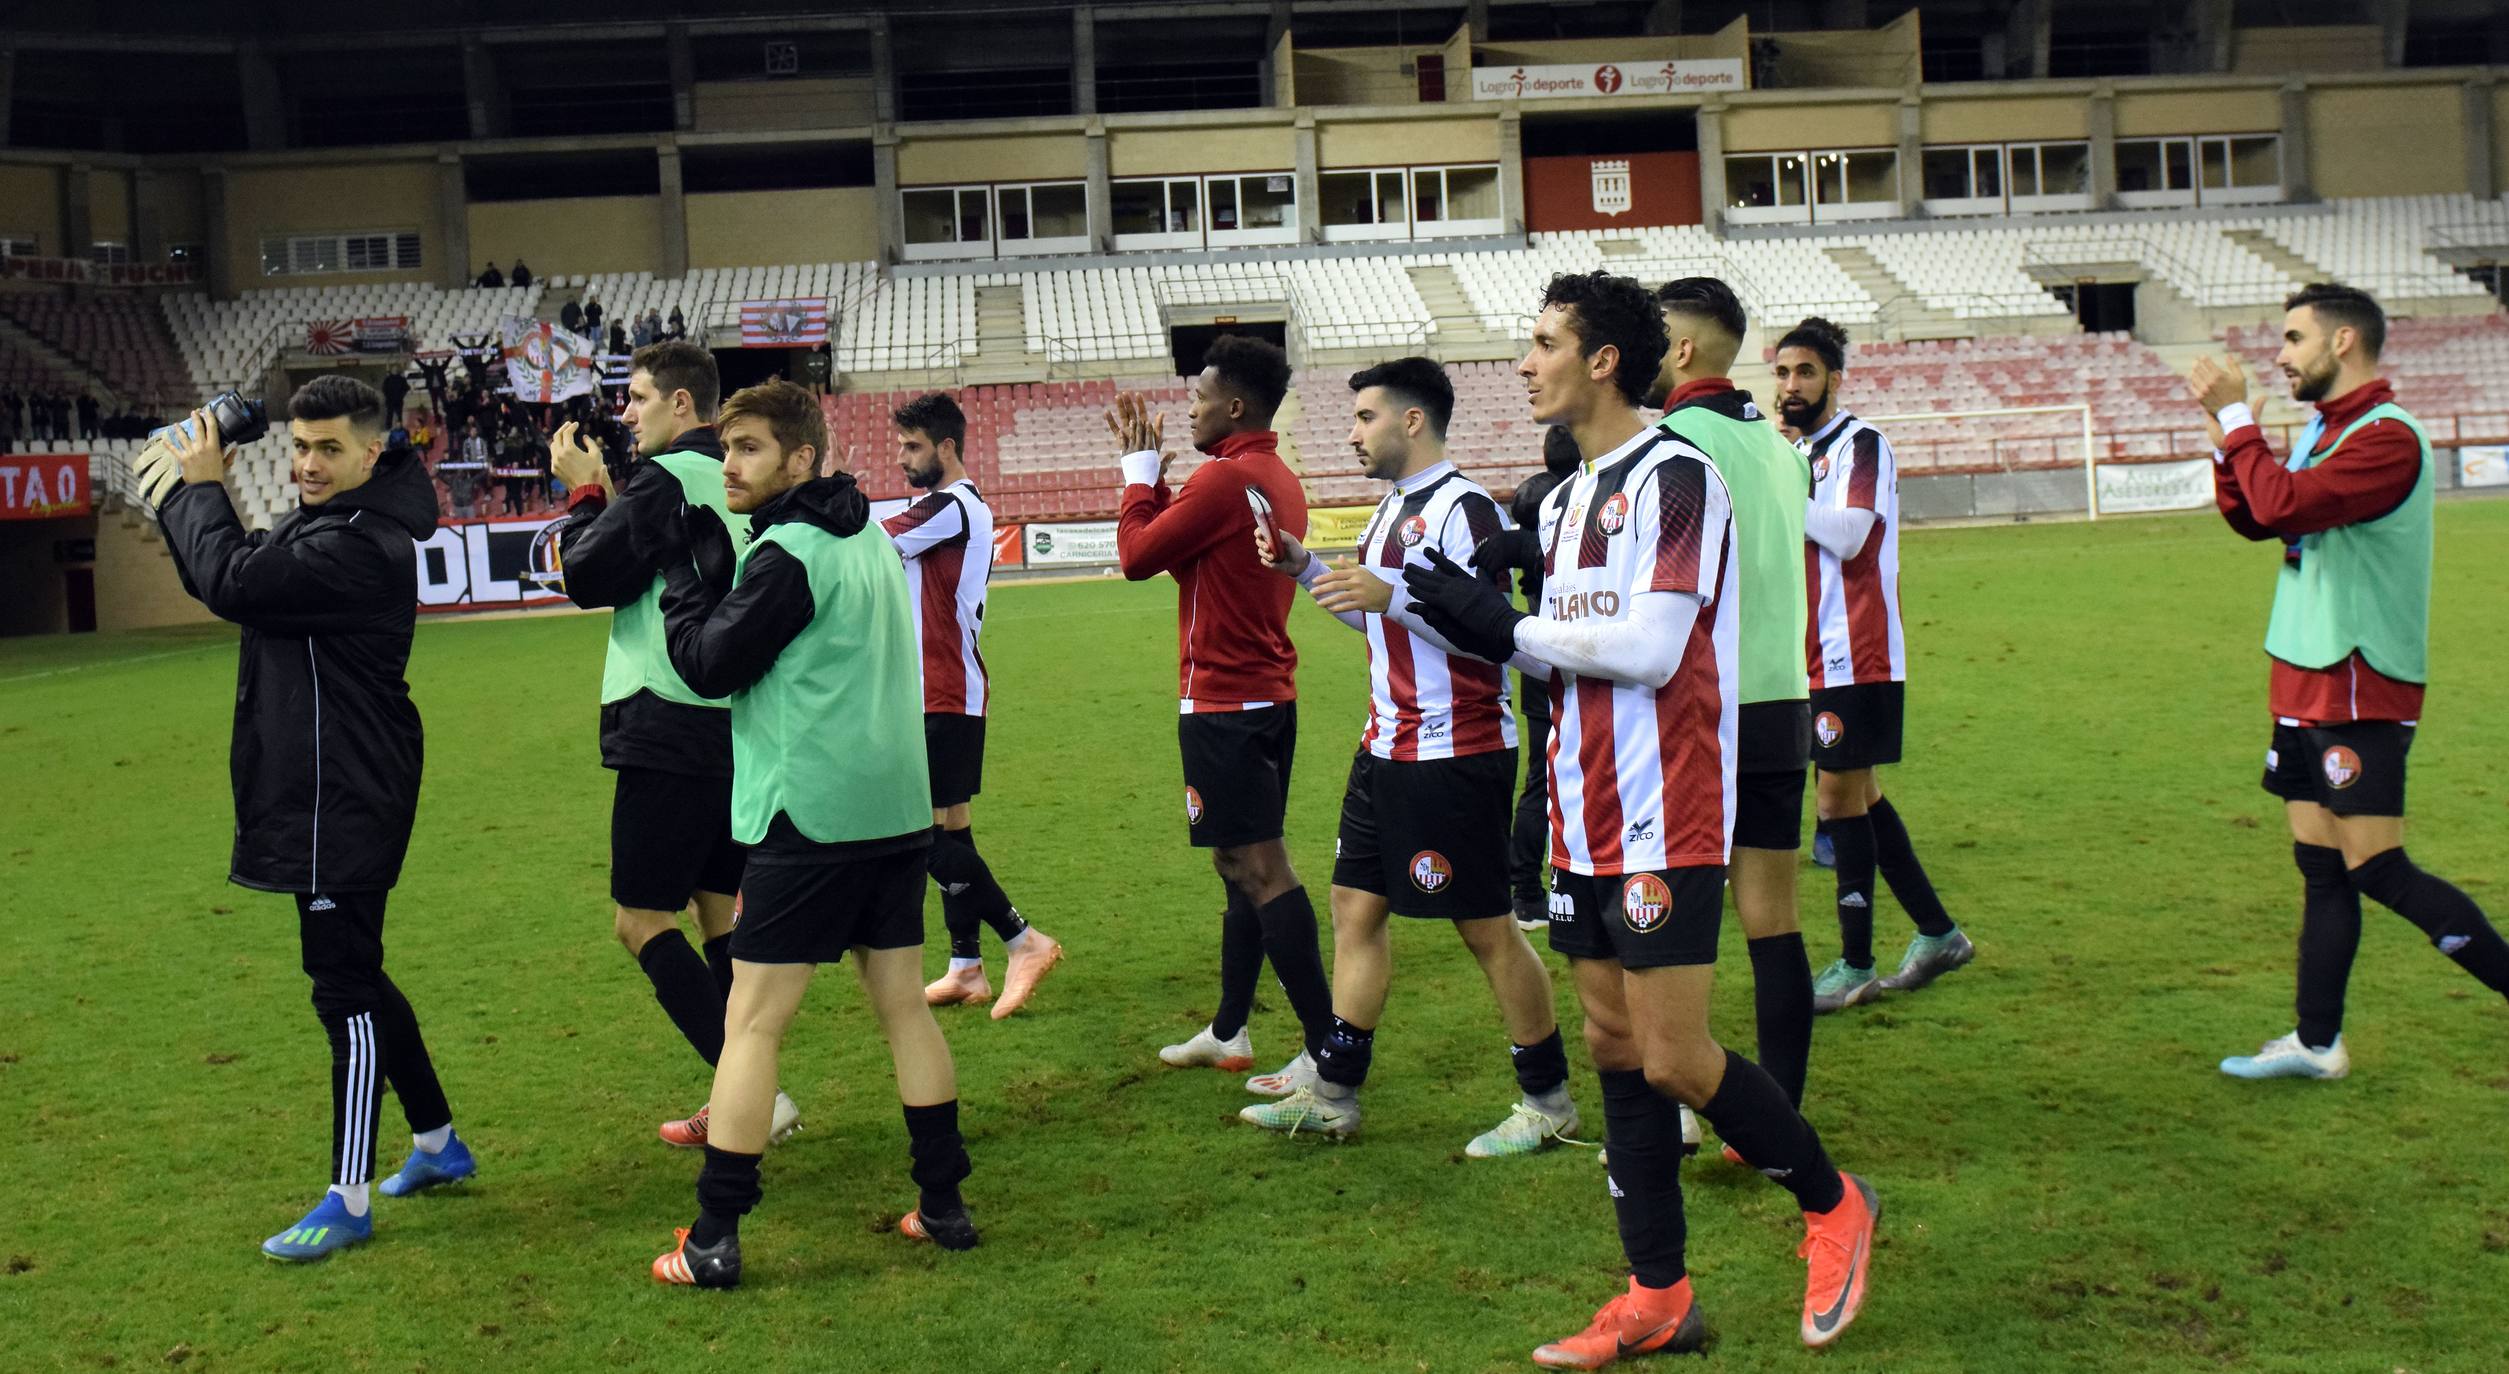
[[881, 478, 993, 716], [1352, 461, 1517, 761], [1800, 411, 1905, 688], [1538, 428, 1739, 876]]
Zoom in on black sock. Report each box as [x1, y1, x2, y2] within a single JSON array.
[[1511, 1029, 1570, 1098], [1315, 1015, 1375, 1090], [1747, 933, 1814, 1106], [1830, 813, 1878, 969], [903, 1100, 972, 1217], [1212, 880, 1265, 1041], [1696, 1049, 1845, 1214], [1867, 797, 1955, 937], [637, 929, 727, 1067], [702, 933, 736, 1003], [2292, 843, 2361, 1050], [320, 1009, 384, 1187], [692, 1144, 762, 1246], [2349, 849, 2509, 999], [930, 826, 987, 960], [1598, 1068, 1687, 1288], [952, 826, 1029, 943], [373, 973, 452, 1133], [1255, 887, 1335, 1056]]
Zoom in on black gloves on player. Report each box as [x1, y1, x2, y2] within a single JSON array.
[[626, 479, 737, 599], [1469, 525, 1541, 579], [1402, 547, 1526, 664]]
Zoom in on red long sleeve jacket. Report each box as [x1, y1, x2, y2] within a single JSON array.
[[1116, 429, 1308, 710], [2213, 378, 2425, 723]]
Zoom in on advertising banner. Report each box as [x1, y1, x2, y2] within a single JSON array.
[[0, 453, 91, 520], [2093, 457, 2213, 515], [1302, 504, 1380, 549], [412, 515, 570, 612], [1023, 520, 1120, 567], [0, 256, 199, 286], [355, 316, 411, 353], [2458, 446, 2509, 488], [1468, 59, 1746, 102], [991, 523, 1024, 569]]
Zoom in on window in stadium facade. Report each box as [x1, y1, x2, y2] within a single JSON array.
[[1726, 150, 1897, 225], [2005, 142, 2094, 213], [1925, 142, 2096, 215], [1318, 164, 1502, 242], [2117, 134, 2282, 208], [1207, 174, 1300, 246], [258, 229, 423, 278], [89, 241, 132, 266], [1, 235, 35, 259], [902, 181, 1090, 261]]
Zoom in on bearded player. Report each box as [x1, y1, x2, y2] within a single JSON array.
[[881, 392, 1065, 1019], [1773, 317, 1974, 1013], [2199, 283, 2509, 1080]]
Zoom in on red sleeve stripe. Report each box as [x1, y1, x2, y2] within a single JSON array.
[[1647, 457, 1706, 596], [1846, 428, 1882, 513]]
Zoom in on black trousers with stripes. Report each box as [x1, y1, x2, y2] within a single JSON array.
[[296, 891, 453, 1187]]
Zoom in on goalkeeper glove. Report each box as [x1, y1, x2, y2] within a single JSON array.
[[1401, 547, 1525, 664], [1468, 525, 1540, 579], [687, 505, 737, 598], [132, 441, 186, 511]]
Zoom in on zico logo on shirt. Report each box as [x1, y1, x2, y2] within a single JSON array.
[[1409, 850, 1452, 893], [1621, 874, 1673, 932], [1548, 589, 1622, 623], [1397, 515, 1429, 547], [1185, 786, 1205, 823], [2322, 747, 2363, 789]]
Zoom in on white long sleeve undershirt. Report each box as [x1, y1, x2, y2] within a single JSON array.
[[1294, 552, 1489, 660], [1804, 504, 1877, 560], [1507, 590, 1700, 690]]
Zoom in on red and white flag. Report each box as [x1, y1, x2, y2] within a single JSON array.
[[739, 298, 829, 348], [305, 320, 353, 355], [500, 317, 599, 404]]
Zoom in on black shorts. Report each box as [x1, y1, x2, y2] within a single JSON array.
[[1734, 768, 1807, 852], [610, 767, 747, 911], [730, 845, 927, 965], [925, 713, 986, 809], [1332, 748, 1517, 919], [1178, 703, 1297, 849], [2262, 719, 2413, 818], [1810, 682, 1905, 772], [1545, 865, 1726, 969]]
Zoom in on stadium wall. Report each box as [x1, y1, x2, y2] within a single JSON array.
[[0, 163, 65, 257], [220, 160, 442, 292], [686, 189, 881, 270], [2231, 26, 2386, 75], [1107, 124, 1297, 177], [1917, 95, 2088, 143], [2308, 83, 2466, 197], [898, 133, 1087, 185], [467, 196, 664, 278], [1721, 98, 1901, 154], [691, 78, 879, 134]]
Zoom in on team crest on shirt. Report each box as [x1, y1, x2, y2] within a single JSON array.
[[1596, 492, 1630, 535], [1621, 874, 1673, 933], [1812, 455, 1832, 482], [1397, 515, 1429, 548], [1409, 850, 1453, 893], [2322, 746, 2362, 790], [1185, 786, 1205, 823], [1814, 712, 1844, 747]]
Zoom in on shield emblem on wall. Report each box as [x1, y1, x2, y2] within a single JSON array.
[[1591, 159, 1632, 217]]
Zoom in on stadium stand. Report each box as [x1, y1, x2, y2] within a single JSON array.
[[0, 295, 191, 405], [162, 281, 545, 396]]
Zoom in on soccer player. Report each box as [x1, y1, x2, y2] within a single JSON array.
[[881, 392, 1065, 1018], [151, 378, 472, 1261], [547, 340, 800, 1147], [1405, 272, 1878, 1358], [1240, 357, 1580, 1153], [1773, 317, 1974, 1013], [641, 380, 976, 1287], [2197, 283, 2509, 1080], [1650, 279, 1817, 1131], [1107, 336, 1335, 1089]]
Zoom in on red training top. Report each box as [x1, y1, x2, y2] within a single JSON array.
[[2213, 378, 2425, 724], [1117, 429, 1309, 711]]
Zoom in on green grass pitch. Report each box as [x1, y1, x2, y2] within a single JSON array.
[[2, 503, 2504, 1373]]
